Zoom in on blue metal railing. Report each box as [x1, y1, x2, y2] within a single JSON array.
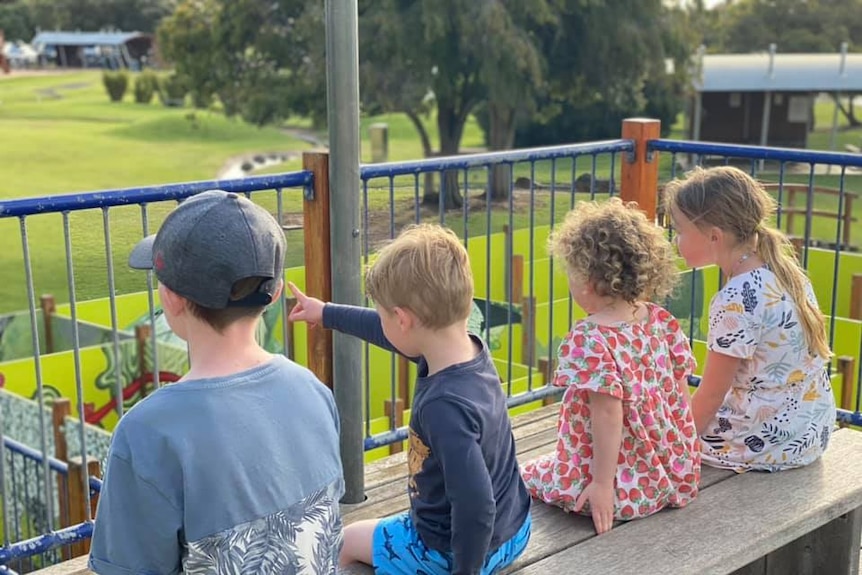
[[2, 135, 862, 570], [0, 171, 312, 572], [358, 140, 633, 450]]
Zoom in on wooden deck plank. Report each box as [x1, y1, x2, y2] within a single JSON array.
[[513, 429, 862, 575]]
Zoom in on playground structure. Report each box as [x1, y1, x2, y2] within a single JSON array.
[[0, 119, 861, 572]]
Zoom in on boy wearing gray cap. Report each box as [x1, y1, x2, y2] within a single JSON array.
[[88, 190, 344, 575]]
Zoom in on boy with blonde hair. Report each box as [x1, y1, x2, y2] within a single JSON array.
[[289, 223, 532, 575], [89, 190, 344, 575]]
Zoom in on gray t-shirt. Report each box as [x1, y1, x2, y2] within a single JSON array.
[[89, 355, 344, 575]]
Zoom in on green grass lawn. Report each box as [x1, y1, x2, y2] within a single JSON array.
[[1, 71, 861, 314]]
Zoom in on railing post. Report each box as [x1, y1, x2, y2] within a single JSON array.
[[621, 118, 661, 221], [67, 456, 101, 558], [302, 150, 365, 504], [301, 152, 334, 389]]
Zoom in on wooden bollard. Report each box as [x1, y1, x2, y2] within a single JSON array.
[[68, 456, 102, 558]]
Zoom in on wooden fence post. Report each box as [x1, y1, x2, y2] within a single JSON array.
[[53, 398, 72, 559], [301, 152, 334, 388], [538, 358, 558, 406], [40, 294, 56, 354], [838, 356, 856, 428], [851, 274, 862, 321], [383, 398, 405, 454], [285, 297, 297, 361], [522, 296, 536, 367], [621, 119, 661, 221], [67, 456, 101, 558]]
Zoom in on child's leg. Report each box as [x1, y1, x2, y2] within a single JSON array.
[[350, 512, 451, 574], [481, 513, 532, 575], [339, 519, 378, 567]]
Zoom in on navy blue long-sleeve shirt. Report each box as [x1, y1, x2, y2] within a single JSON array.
[[323, 304, 531, 575]]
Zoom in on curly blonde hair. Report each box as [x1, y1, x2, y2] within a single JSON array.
[[549, 198, 678, 303]]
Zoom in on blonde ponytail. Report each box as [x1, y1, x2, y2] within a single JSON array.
[[756, 226, 831, 359]]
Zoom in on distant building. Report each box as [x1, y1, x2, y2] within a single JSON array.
[[30, 31, 153, 69], [688, 47, 862, 149]]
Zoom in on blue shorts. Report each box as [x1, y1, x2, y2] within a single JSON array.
[[371, 512, 531, 575]]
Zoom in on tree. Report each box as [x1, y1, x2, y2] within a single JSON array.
[[0, 1, 33, 42], [513, 0, 693, 146], [157, 0, 326, 125], [718, 0, 862, 54], [360, 0, 555, 207], [26, 0, 175, 33]]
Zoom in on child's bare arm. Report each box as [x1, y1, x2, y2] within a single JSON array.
[[693, 350, 743, 433], [574, 391, 622, 534]]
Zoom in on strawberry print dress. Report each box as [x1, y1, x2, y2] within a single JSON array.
[[521, 303, 701, 520], [700, 267, 835, 471]]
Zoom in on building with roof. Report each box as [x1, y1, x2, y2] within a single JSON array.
[[689, 46, 862, 149], [30, 30, 153, 69]]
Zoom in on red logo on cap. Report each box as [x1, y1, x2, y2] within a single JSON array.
[[154, 251, 165, 271]]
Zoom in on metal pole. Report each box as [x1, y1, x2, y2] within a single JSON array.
[[324, 0, 365, 503]]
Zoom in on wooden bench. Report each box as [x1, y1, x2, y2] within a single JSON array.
[[28, 405, 862, 575]]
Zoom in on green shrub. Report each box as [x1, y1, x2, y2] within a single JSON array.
[[102, 71, 129, 103], [133, 70, 158, 104], [158, 74, 187, 107]]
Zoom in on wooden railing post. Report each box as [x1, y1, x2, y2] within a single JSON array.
[[40, 294, 56, 354], [301, 152, 333, 388], [621, 119, 661, 221], [67, 456, 101, 558]]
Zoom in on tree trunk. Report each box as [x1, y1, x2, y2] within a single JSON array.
[[423, 103, 467, 209], [487, 102, 518, 200], [836, 93, 861, 128], [406, 111, 438, 203]]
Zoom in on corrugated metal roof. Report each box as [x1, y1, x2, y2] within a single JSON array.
[[31, 31, 147, 47], [696, 53, 862, 93]]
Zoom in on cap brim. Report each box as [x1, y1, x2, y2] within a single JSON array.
[[128, 235, 156, 270]]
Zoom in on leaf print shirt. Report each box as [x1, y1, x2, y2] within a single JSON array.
[[701, 267, 835, 471], [89, 356, 344, 575], [521, 303, 700, 521]]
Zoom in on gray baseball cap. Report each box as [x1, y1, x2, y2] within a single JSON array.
[[128, 190, 285, 309]]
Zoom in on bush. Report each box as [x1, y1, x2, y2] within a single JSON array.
[[133, 70, 158, 104], [158, 74, 187, 107], [102, 71, 129, 103]]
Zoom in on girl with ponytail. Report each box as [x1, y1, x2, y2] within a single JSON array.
[[664, 166, 835, 471]]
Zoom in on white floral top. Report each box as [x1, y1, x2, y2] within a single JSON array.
[[701, 267, 836, 471]]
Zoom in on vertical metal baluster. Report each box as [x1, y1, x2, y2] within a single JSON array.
[[102, 208, 124, 418], [18, 216, 54, 535], [62, 212, 91, 520]]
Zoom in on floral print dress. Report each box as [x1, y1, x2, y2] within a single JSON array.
[[700, 267, 835, 471], [521, 303, 701, 521]]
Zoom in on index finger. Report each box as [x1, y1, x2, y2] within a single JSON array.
[[287, 281, 307, 301]]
